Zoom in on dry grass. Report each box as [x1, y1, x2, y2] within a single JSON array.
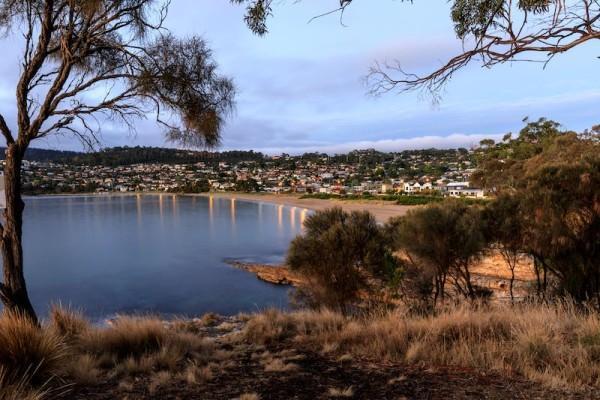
[[0, 311, 66, 386], [243, 303, 600, 389], [262, 357, 299, 372], [328, 386, 354, 397], [179, 361, 214, 384], [0, 307, 227, 400], [80, 316, 166, 360], [49, 305, 89, 340], [0, 369, 50, 400], [148, 371, 171, 394], [237, 393, 261, 400]]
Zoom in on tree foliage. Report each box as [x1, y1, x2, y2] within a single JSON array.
[[387, 200, 488, 303], [477, 120, 600, 306], [0, 0, 235, 149], [287, 207, 390, 312], [0, 0, 235, 321], [471, 118, 597, 193]]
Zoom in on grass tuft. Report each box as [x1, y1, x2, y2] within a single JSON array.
[[0, 311, 66, 386]]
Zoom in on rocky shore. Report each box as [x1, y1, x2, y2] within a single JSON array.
[[226, 260, 304, 286]]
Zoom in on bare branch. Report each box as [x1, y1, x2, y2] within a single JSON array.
[[367, 0, 600, 97], [0, 113, 14, 144]]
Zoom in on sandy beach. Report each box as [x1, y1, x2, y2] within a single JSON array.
[[196, 192, 414, 223]]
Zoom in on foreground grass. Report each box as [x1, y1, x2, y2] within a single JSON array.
[[0, 303, 598, 398], [244, 303, 600, 390]]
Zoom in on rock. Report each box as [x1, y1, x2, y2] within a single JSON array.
[[226, 260, 304, 287]]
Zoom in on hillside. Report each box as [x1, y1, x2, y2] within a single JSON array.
[[0, 146, 265, 166]]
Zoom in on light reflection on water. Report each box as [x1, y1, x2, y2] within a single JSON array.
[[17, 194, 310, 319]]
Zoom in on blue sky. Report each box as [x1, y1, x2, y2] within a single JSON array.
[[0, 0, 598, 154]]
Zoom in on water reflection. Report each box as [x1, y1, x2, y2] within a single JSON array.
[[277, 204, 283, 232], [136, 194, 142, 225], [300, 208, 308, 227], [290, 207, 296, 230], [230, 198, 236, 227], [158, 194, 165, 225]]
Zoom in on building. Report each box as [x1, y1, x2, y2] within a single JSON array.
[[444, 182, 485, 198]]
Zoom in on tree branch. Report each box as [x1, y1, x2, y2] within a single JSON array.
[[0, 114, 14, 144]]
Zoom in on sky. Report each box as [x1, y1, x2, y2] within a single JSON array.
[[0, 0, 598, 155]]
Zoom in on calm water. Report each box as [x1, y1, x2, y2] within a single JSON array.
[[20, 195, 308, 319]]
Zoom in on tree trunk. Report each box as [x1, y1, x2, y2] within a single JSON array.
[[0, 143, 37, 323]]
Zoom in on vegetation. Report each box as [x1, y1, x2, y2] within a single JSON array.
[[4, 303, 599, 399], [387, 200, 488, 306], [0, 306, 233, 400], [244, 303, 600, 390], [0, 0, 235, 322], [68, 147, 265, 167], [290, 120, 598, 311], [287, 208, 392, 313], [473, 119, 600, 306]]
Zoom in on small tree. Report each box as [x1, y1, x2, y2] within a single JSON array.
[[520, 159, 600, 306], [286, 207, 389, 313], [0, 0, 235, 322], [483, 194, 524, 302], [389, 200, 487, 303]]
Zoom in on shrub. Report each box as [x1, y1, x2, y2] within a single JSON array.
[[287, 208, 392, 312]]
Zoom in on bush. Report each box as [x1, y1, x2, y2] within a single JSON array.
[[287, 208, 393, 313]]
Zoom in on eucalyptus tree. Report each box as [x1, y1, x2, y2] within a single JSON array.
[[0, 0, 235, 322], [233, 0, 600, 96]]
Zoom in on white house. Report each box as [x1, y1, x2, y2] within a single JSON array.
[[403, 182, 422, 193], [444, 182, 485, 198]]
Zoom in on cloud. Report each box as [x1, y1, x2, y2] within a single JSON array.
[[246, 133, 506, 155]]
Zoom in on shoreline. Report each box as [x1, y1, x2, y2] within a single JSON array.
[[193, 192, 413, 223], [25, 191, 415, 223]]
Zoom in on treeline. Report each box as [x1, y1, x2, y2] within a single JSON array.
[[67, 147, 265, 166], [0, 147, 83, 162], [287, 119, 600, 313]]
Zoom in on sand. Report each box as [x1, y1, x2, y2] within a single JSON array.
[[195, 192, 413, 223]]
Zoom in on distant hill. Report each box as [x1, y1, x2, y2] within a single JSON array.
[[0, 147, 84, 163], [0, 146, 265, 166], [68, 146, 265, 166]]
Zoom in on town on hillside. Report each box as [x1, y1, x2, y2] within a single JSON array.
[[7, 147, 486, 198]]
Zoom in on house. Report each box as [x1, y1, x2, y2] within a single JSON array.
[[403, 182, 422, 193], [444, 182, 485, 198]]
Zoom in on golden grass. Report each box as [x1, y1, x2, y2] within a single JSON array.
[[49, 305, 89, 340], [327, 386, 354, 397], [0, 307, 228, 399], [0, 311, 66, 386], [0, 369, 50, 400], [243, 303, 600, 389], [237, 393, 261, 400]]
